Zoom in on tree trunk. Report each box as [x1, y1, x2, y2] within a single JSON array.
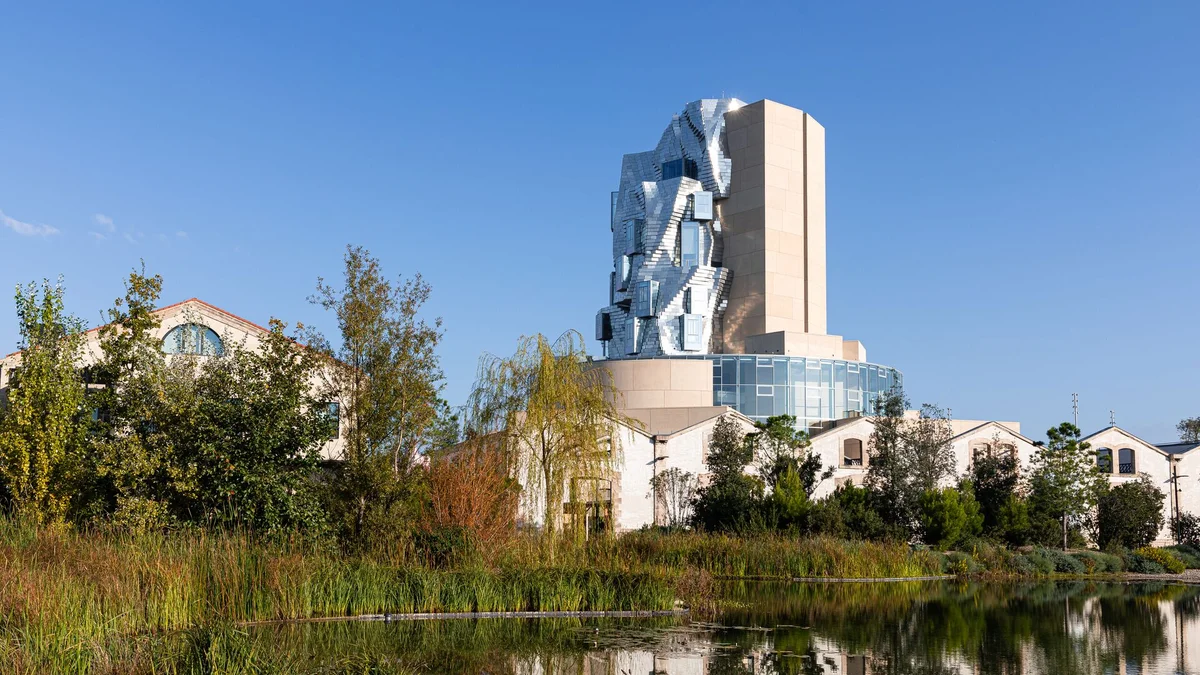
[[1062, 514, 1068, 551]]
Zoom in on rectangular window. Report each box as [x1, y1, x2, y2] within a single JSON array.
[[625, 318, 639, 355], [633, 280, 659, 318], [610, 191, 618, 231], [661, 157, 699, 181], [692, 191, 713, 220], [681, 314, 704, 351], [616, 256, 631, 291], [680, 221, 701, 269], [595, 311, 612, 341], [624, 219, 645, 255], [320, 402, 340, 439]]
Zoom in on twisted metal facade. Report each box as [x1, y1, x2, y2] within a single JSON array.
[[596, 99, 743, 358]]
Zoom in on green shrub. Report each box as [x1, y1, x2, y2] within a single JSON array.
[[1028, 547, 1085, 574], [940, 551, 981, 576], [1134, 547, 1186, 574], [1166, 544, 1200, 569], [1008, 554, 1042, 575], [1071, 551, 1123, 574], [1124, 551, 1166, 574], [1171, 512, 1200, 547], [917, 485, 983, 550], [1097, 477, 1165, 550]]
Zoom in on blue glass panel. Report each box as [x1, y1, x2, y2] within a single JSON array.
[[739, 358, 754, 385], [773, 359, 788, 385]]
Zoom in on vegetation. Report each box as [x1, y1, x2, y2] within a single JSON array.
[[2, 257, 1196, 672], [309, 245, 444, 551], [1096, 475, 1165, 550], [1178, 416, 1200, 444], [464, 331, 625, 548], [1027, 423, 1108, 549], [0, 279, 87, 524]]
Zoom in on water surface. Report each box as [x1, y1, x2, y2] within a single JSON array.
[[252, 581, 1200, 674]]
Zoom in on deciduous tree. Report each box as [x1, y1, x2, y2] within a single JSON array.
[[309, 246, 444, 548], [465, 331, 623, 547], [0, 278, 87, 524], [1027, 423, 1108, 550]]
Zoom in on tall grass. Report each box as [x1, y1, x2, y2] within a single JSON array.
[[499, 531, 945, 579], [0, 520, 672, 673]]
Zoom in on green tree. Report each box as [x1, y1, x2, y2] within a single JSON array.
[[747, 415, 831, 495], [309, 246, 444, 548], [465, 331, 624, 546], [1178, 417, 1200, 444], [1097, 476, 1165, 550], [1027, 423, 1108, 550], [996, 494, 1033, 547], [968, 446, 1021, 536], [84, 266, 181, 528], [865, 388, 911, 528], [181, 319, 335, 533], [865, 390, 957, 537], [918, 482, 983, 550], [648, 467, 697, 530], [691, 415, 762, 533], [907, 404, 956, 493], [0, 279, 87, 524]]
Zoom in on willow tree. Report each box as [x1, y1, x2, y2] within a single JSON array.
[[465, 331, 624, 545], [0, 278, 87, 524]]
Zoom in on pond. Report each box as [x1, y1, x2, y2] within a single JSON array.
[[249, 581, 1200, 674]]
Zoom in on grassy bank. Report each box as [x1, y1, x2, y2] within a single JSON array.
[[0, 522, 671, 674], [3, 521, 1197, 673]]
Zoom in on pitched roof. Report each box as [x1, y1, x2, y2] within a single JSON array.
[[1081, 426, 1173, 459], [4, 298, 273, 360], [950, 420, 1036, 446], [1155, 441, 1200, 456]]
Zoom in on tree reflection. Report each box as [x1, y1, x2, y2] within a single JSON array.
[[239, 581, 1200, 674]]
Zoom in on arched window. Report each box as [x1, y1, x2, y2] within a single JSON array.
[[1096, 448, 1113, 473], [970, 442, 993, 463], [843, 438, 864, 466], [1118, 448, 1135, 475], [162, 323, 224, 356], [997, 443, 1017, 460]]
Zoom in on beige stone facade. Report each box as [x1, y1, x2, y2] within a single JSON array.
[[0, 298, 346, 460], [721, 100, 863, 360]]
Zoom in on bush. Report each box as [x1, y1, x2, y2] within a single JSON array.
[[1134, 547, 1186, 574], [812, 484, 902, 541], [1008, 553, 1044, 575], [1124, 551, 1167, 574], [917, 485, 983, 550], [1071, 550, 1124, 574], [1028, 547, 1086, 574], [1171, 512, 1200, 547], [1096, 477, 1165, 550], [413, 526, 478, 569], [940, 551, 981, 576], [996, 494, 1032, 547], [1166, 544, 1200, 569], [1020, 551, 1056, 575]]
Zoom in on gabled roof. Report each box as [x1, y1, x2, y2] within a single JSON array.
[[1155, 441, 1200, 456], [4, 298, 273, 360], [1081, 425, 1174, 459], [950, 420, 1036, 446], [649, 407, 757, 441]]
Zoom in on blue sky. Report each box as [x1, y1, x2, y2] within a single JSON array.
[[2, 1, 1198, 443]]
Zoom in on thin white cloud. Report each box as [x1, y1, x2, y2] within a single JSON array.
[[94, 213, 115, 232], [176, 231, 188, 238], [123, 232, 137, 244], [1, 209, 59, 237]]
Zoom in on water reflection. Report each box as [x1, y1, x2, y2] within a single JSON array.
[[252, 581, 1200, 674]]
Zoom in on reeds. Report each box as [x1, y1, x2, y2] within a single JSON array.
[[0, 520, 672, 673]]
